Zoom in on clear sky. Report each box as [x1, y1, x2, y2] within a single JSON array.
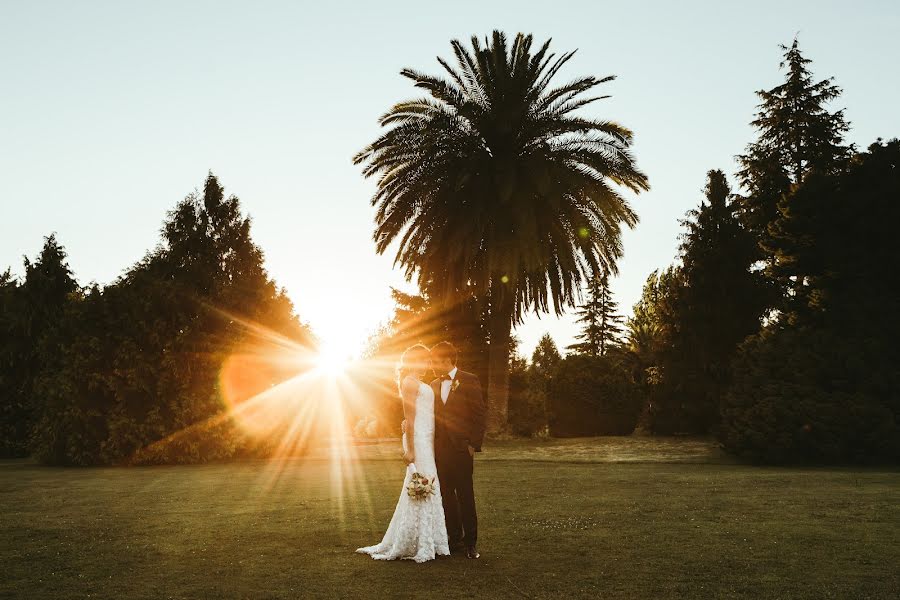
[[2, 1, 898, 358]]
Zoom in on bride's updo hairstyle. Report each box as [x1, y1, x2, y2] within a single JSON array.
[[397, 344, 431, 389]]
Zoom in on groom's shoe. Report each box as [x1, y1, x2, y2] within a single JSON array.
[[465, 546, 480, 559]]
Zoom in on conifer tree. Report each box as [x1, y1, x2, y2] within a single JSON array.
[[737, 38, 851, 242], [667, 170, 769, 431], [0, 236, 78, 457], [568, 270, 623, 357], [531, 333, 562, 380], [28, 175, 314, 465]]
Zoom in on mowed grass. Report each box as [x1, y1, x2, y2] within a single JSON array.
[[1, 438, 898, 599]]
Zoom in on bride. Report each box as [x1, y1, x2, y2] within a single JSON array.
[[356, 344, 450, 562]]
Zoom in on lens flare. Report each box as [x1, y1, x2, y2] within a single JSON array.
[[128, 302, 414, 529]]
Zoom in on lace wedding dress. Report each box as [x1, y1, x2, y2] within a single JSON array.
[[356, 380, 450, 562]]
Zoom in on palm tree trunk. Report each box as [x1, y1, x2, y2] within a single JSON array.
[[486, 282, 515, 434]]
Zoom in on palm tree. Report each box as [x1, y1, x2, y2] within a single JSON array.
[[354, 31, 649, 431]]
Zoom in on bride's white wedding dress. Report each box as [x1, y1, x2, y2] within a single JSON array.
[[356, 380, 449, 562]]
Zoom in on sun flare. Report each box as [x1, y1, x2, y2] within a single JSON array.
[[315, 343, 352, 375], [309, 314, 367, 377]]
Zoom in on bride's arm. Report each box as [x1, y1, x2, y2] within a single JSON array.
[[400, 376, 418, 463]]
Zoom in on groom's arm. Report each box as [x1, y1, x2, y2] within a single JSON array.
[[466, 373, 487, 452]]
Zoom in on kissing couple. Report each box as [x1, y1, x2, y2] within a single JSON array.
[[357, 341, 487, 562]]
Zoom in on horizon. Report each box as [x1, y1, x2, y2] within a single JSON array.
[[3, 0, 899, 357]]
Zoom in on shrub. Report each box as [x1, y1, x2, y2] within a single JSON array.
[[507, 356, 547, 436], [548, 354, 641, 436], [721, 327, 900, 464]]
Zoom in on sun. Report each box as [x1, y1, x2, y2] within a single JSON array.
[[315, 343, 352, 376], [307, 309, 370, 377]]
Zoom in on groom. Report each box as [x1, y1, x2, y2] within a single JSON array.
[[430, 341, 486, 559]]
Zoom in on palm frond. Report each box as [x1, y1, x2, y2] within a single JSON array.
[[355, 31, 649, 318]]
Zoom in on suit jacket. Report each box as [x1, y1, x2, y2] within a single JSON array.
[[432, 369, 487, 453]]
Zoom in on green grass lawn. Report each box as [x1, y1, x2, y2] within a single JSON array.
[[2, 437, 898, 599]]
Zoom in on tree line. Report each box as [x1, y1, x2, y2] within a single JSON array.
[[495, 39, 898, 463], [360, 36, 900, 465], [0, 175, 314, 464], [3, 33, 897, 466], [642, 39, 899, 463]]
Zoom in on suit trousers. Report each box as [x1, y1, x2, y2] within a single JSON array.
[[436, 445, 477, 548]]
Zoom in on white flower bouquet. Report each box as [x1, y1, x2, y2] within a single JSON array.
[[406, 466, 435, 501]]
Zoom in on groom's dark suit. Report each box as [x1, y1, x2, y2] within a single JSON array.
[[432, 369, 486, 550]]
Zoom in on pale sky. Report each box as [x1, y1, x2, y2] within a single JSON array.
[[2, 1, 898, 358]]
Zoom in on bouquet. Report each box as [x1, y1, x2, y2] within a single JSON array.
[[406, 466, 436, 501]]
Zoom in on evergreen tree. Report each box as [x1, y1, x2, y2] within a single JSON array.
[[737, 38, 851, 243], [667, 170, 769, 432], [770, 139, 900, 330], [568, 270, 623, 357], [0, 236, 78, 457], [0, 270, 22, 456], [531, 333, 562, 382], [631, 173, 768, 434], [678, 171, 769, 357], [516, 333, 562, 435], [568, 277, 602, 356], [722, 140, 900, 464], [29, 174, 313, 465]]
